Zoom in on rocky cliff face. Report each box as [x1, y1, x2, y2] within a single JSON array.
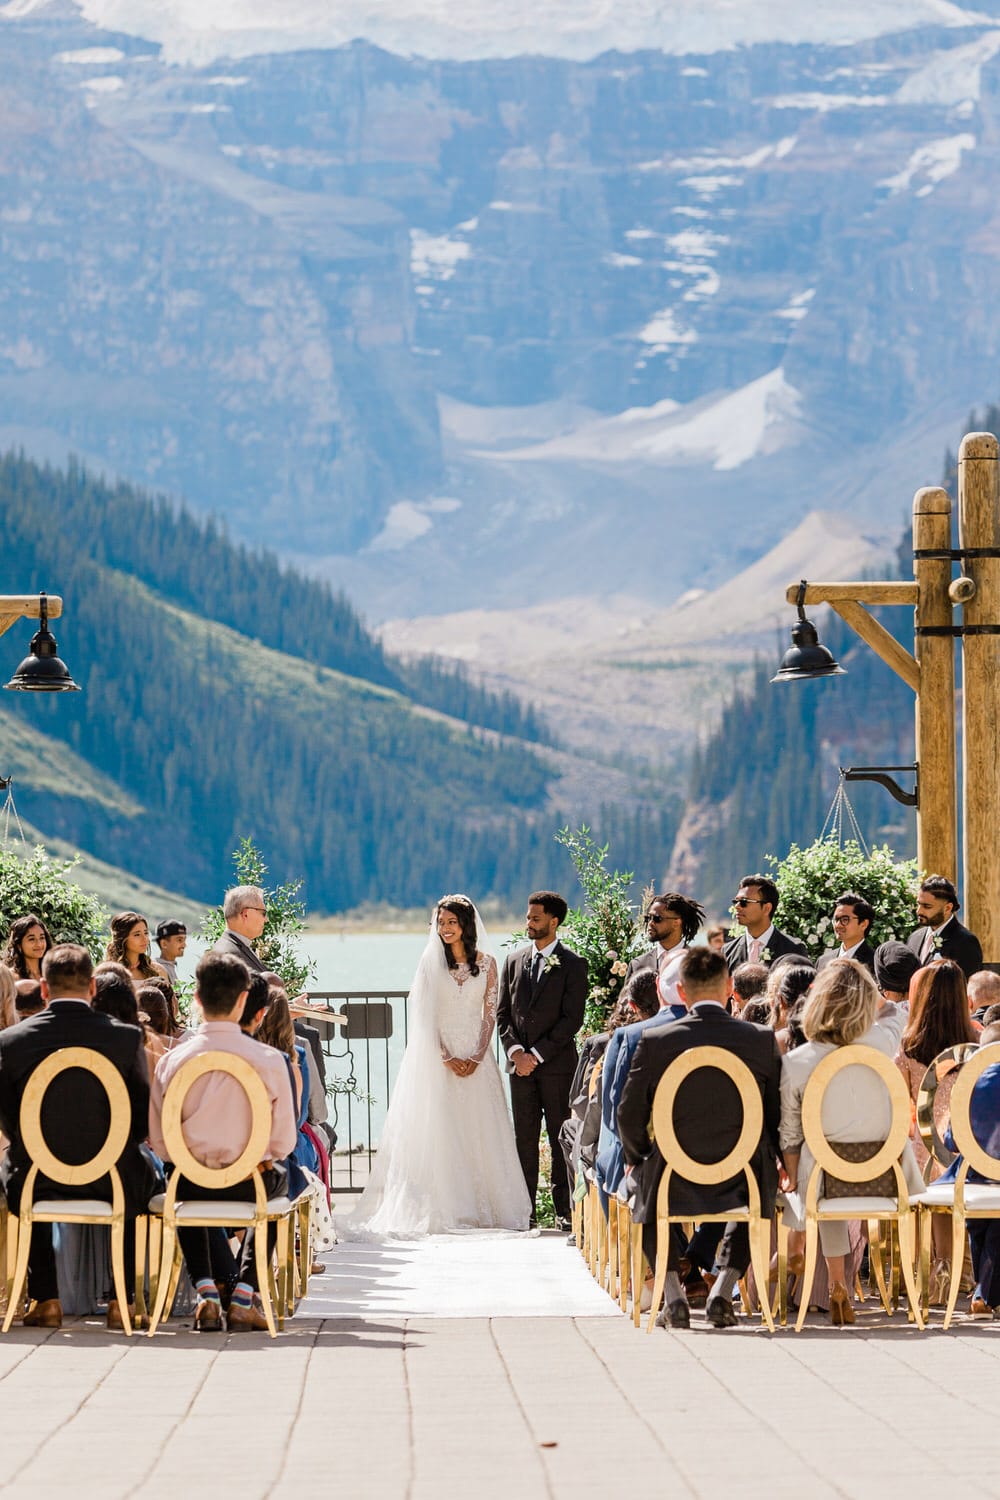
[[3, 7, 1000, 584]]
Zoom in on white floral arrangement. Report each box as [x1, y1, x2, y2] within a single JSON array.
[[762, 838, 918, 956]]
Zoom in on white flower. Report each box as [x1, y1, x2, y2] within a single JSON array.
[[543, 953, 561, 974], [824, 935, 836, 948], [807, 933, 819, 946], [606, 949, 618, 961], [817, 916, 830, 932]]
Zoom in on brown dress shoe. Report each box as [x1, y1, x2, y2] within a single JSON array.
[[23, 1298, 62, 1328], [227, 1297, 270, 1333], [193, 1299, 223, 1332], [106, 1300, 137, 1332]]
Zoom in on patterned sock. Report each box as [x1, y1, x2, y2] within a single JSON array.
[[195, 1278, 221, 1306], [230, 1282, 254, 1310], [710, 1268, 739, 1303], [665, 1271, 687, 1304]]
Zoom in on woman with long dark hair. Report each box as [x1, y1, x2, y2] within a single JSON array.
[[4, 914, 52, 981], [896, 958, 977, 1301], [105, 912, 167, 986], [339, 894, 531, 1237]]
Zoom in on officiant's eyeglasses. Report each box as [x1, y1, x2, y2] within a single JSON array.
[[732, 897, 764, 908]]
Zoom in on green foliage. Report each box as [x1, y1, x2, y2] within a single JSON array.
[[0, 843, 107, 958], [200, 839, 317, 995], [766, 838, 918, 952], [555, 827, 646, 1034]]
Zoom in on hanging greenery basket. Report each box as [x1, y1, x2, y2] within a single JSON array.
[[766, 837, 918, 955]]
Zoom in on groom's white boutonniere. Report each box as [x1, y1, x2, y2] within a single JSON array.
[[760, 947, 772, 964], [543, 954, 561, 973], [931, 933, 944, 954]]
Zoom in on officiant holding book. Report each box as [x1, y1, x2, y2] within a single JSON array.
[[497, 892, 588, 1230]]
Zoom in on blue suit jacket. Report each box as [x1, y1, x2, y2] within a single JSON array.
[[943, 1060, 1000, 1185], [595, 1004, 685, 1197]]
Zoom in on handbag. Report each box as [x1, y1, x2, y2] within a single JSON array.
[[822, 1140, 897, 1199]]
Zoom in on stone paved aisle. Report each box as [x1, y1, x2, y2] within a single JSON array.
[[3, 1241, 1000, 1498]]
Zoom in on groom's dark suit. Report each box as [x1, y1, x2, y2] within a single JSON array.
[[497, 940, 588, 1220]]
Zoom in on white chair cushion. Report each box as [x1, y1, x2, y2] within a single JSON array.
[[33, 1199, 114, 1218], [816, 1196, 901, 1216], [914, 1182, 1000, 1211], [172, 1197, 292, 1223], [148, 1194, 165, 1213]]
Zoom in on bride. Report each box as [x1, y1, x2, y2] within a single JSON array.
[[338, 894, 532, 1237]]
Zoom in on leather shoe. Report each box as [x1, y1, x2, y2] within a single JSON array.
[[706, 1296, 738, 1328], [106, 1299, 137, 1332], [656, 1299, 691, 1330], [23, 1298, 62, 1328], [554, 1216, 572, 1233], [193, 1298, 223, 1332], [227, 1297, 270, 1332]]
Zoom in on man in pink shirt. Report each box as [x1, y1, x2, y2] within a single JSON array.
[[149, 950, 296, 1331]]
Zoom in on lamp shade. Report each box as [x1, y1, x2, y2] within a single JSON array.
[[771, 614, 845, 683], [4, 595, 80, 693]]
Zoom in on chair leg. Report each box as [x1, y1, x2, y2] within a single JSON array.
[[889, 1221, 901, 1313], [617, 1207, 631, 1314], [148, 1217, 162, 1317], [646, 1222, 668, 1334], [147, 1228, 178, 1337], [749, 1220, 774, 1333], [918, 1207, 932, 1318], [298, 1200, 311, 1302], [774, 1212, 790, 1327], [254, 1220, 278, 1338], [942, 1211, 966, 1331], [134, 1216, 148, 1331], [631, 1226, 645, 1330], [896, 1214, 924, 1331], [2, 1214, 31, 1334], [109, 1218, 133, 1336], [868, 1220, 892, 1315], [5, 1210, 18, 1312], [795, 1219, 820, 1333], [607, 1200, 619, 1300]]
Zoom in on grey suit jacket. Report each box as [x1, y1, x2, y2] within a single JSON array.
[[212, 928, 266, 973]]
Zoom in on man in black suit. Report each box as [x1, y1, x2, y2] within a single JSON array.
[[816, 892, 876, 974], [724, 873, 809, 970], [0, 944, 157, 1329], [496, 890, 588, 1230], [618, 946, 781, 1329], [906, 874, 983, 979]]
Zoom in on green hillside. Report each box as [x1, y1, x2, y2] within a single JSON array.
[[0, 454, 674, 911]]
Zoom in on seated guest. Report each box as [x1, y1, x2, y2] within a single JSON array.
[[105, 912, 168, 987], [143, 974, 187, 1041], [149, 951, 297, 1332], [895, 958, 977, 1302], [740, 998, 771, 1026], [263, 971, 330, 1137], [257, 987, 318, 1186], [14, 978, 43, 1021], [940, 1025, 1000, 1314], [731, 962, 768, 1017], [705, 924, 728, 954], [0, 944, 157, 1329], [906, 875, 983, 979], [779, 959, 919, 1325], [816, 893, 877, 973], [596, 970, 678, 1209], [4, 915, 52, 982], [983, 1004, 1000, 1029], [95, 969, 166, 1074], [768, 961, 816, 1054], [559, 1006, 618, 1196], [0, 963, 17, 1031], [969, 971, 1000, 1027], [873, 941, 920, 1017], [618, 947, 781, 1329]]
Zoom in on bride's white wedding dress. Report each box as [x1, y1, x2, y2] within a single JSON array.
[[338, 922, 532, 1238]]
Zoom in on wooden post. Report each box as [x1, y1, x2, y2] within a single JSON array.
[[958, 433, 1000, 962], [912, 488, 957, 883]]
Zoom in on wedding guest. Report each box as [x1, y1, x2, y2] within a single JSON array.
[[618, 946, 781, 1328], [497, 891, 588, 1231], [906, 875, 983, 979], [724, 874, 808, 970], [769, 961, 816, 1054], [940, 1035, 1000, 1314], [895, 958, 977, 1302], [740, 998, 771, 1026], [4, 914, 52, 981], [239, 973, 271, 1036], [0, 944, 157, 1330], [983, 1005, 1000, 1029], [212, 887, 268, 973], [0, 963, 17, 1031], [624, 893, 705, 1010], [106, 912, 168, 986], [149, 951, 297, 1332], [267, 971, 330, 1136], [14, 979, 43, 1020], [873, 941, 920, 1015], [142, 974, 187, 1040], [779, 959, 918, 1325], [593, 971, 664, 1204], [706, 924, 727, 954], [816, 893, 876, 974], [730, 962, 768, 1016], [257, 988, 319, 1186], [153, 920, 187, 987], [95, 970, 166, 1073], [969, 970, 1000, 1026]]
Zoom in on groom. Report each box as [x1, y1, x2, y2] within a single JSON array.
[[497, 891, 588, 1230]]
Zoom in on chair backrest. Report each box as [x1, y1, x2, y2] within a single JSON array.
[[916, 1042, 979, 1172], [159, 1050, 273, 1192], [650, 1045, 763, 1191], [799, 1044, 911, 1204], [19, 1046, 131, 1190], [946, 1041, 1000, 1183]]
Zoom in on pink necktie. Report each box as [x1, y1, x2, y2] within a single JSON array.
[[749, 937, 761, 963]]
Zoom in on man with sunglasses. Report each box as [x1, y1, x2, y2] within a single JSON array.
[[723, 874, 808, 970]]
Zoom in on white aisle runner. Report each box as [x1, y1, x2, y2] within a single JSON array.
[[298, 1232, 622, 1318]]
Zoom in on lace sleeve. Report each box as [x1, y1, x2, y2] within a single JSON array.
[[472, 955, 499, 1062]]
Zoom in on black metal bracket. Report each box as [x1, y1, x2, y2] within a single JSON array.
[[915, 625, 1000, 636], [0, 777, 9, 792], [913, 548, 1000, 560], [840, 764, 918, 808]]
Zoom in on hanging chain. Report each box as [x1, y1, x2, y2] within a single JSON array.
[[1, 777, 26, 848], [819, 778, 869, 856]]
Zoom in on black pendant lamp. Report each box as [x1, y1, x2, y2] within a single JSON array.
[[771, 580, 845, 683], [4, 593, 80, 693]]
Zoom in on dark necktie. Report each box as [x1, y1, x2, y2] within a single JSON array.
[[531, 953, 543, 988]]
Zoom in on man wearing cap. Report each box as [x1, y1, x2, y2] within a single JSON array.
[[154, 920, 188, 988], [906, 876, 983, 980], [873, 940, 921, 1016]]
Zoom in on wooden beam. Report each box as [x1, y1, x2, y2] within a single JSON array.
[[784, 581, 918, 606], [829, 600, 921, 693]]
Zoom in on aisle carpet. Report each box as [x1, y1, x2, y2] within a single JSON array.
[[298, 1232, 622, 1318]]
